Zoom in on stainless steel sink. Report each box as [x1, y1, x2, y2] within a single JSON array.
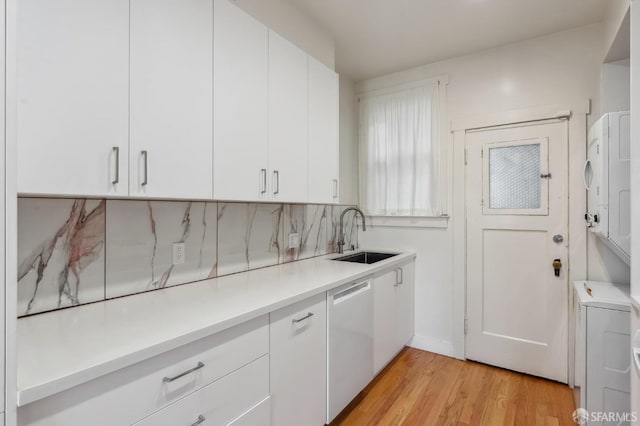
[[332, 252, 399, 264]]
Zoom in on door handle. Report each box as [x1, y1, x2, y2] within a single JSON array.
[[112, 146, 120, 185], [333, 179, 338, 199], [162, 361, 205, 383], [141, 150, 148, 186], [273, 170, 279, 195], [552, 259, 562, 277], [292, 312, 314, 324], [260, 168, 267, 194]]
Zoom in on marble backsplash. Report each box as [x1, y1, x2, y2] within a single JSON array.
[[17, 198, 358, 317]]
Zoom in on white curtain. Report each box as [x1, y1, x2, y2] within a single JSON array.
[[359, 82, 441, 216]]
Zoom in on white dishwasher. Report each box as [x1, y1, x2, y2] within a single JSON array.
[[327, 279, 374, 423]]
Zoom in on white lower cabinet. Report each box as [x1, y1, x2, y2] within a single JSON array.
[[17, 260, 415, 426], [227, 397, 271, 426], [133, 355, 269, 426], [269, 293, 327, 426], [18, 316, 268, 426], [373, 261, 415, 374]]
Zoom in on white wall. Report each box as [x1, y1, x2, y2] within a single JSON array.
[[603, 59, 631, 113], [338, 75, 358, 205], [604, 0, 631, 61], [233, 0, 335, 69], [355, 24, 608, 357]]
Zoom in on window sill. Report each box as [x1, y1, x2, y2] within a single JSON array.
[[365, 215, 450, 229]]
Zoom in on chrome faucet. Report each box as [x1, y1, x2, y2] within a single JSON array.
[[337, 207, 367, 254]]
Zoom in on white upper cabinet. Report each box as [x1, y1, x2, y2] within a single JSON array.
[[213, 0, 269, 202], [17, 0, 129, 196], [130, 0, 213, 199], [308, 57, 339, 204], [268, 30, 309, 203]]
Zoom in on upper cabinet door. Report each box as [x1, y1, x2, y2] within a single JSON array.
[[308, 57, 339, 204], [213, 0, 269, 202], [130, 0, 213, 199], [17, 0, 129, 196], [268, 31, 309, 203]]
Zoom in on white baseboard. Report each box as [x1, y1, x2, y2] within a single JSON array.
[[408, 334, 455, 358]]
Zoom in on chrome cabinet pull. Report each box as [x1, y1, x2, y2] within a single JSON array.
[[273, 170, 279, 195], [394, 269, 400, 287], [141, 150, 149, 186], [162, 361, 204, 383], [260, 168, 267, 194], [399, 267, 403, 285], [333, 179, 338, 199], [292, 312, 314, 324], [112, 147, 120, 185], [190, 415, 205, 426]]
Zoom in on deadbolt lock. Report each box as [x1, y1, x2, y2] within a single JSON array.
[[552, 259, 562, 277]]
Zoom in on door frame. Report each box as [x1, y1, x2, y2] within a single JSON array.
[[450, 101, 590, 386]]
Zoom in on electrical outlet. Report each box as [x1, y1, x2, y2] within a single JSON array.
[[172, 242, 186, 265], [288, 233, 299, 249]]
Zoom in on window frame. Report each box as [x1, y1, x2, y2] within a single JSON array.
[[357, 75, 449, 226]]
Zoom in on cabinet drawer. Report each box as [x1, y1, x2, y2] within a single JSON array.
[[227, 396, 271, 426], [270, 293, 326, 426], [18, 316, 268, 426], [134, 355, 269, 426]]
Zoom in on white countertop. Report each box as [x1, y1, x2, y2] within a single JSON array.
[[574, 280, 631, 311], [17, 250, 415, 407]]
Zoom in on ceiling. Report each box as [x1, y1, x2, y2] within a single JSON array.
[[289, 0, 609, 81]]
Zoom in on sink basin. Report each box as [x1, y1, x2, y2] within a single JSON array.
[[332, 252, 399, 264]]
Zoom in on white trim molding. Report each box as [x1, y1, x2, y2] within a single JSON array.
[[409, 334, 455, 358], [367, 215, 449, 229]]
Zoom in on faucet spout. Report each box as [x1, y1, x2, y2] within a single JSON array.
[[337, 207, 367, 254]]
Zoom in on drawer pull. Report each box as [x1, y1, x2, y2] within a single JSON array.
[[292, 312, 314, 324], [162, 361, 205, 383], [190, 415, 206, 426]]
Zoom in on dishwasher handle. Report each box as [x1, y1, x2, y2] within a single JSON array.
[[332, 281, 370, 305]]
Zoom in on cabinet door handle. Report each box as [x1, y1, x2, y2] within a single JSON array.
[[162, 361, 204, 383], [260, 168, 267, 194], [190, 415, 206, 426], [333, 179, 338, 199], [273, 170, 279, 195], [292, 312, 314, 324], [112, 147, 120, 185], [141, 150, 148, 186], [394, 269, 400, 287]]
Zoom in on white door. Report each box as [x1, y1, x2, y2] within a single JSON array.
[[268, 30, 308, 203], [308, 56, 339, 204], [213, 0, 269, 202], [130, 0, 213, 199], [17, 0, 129, 197], [465, 120, 568, 383]]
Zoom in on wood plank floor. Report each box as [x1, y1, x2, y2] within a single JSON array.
[[333, 348, 576, 426]]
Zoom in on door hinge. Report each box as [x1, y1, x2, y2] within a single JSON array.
[[480, 148, 484, 158], [464, 318, 468, 335]]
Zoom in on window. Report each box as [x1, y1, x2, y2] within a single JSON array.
[[359, 79, 443, 217]]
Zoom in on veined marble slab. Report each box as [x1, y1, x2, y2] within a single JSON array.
[[106, 200, 217, 299], [217, 202, 283, 276], [283, 204, 329, 262], [17, 198, 106, 316]]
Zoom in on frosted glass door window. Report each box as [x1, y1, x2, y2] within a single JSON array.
[[482, 138, 549, 215], [490, 144, 540, 209]]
